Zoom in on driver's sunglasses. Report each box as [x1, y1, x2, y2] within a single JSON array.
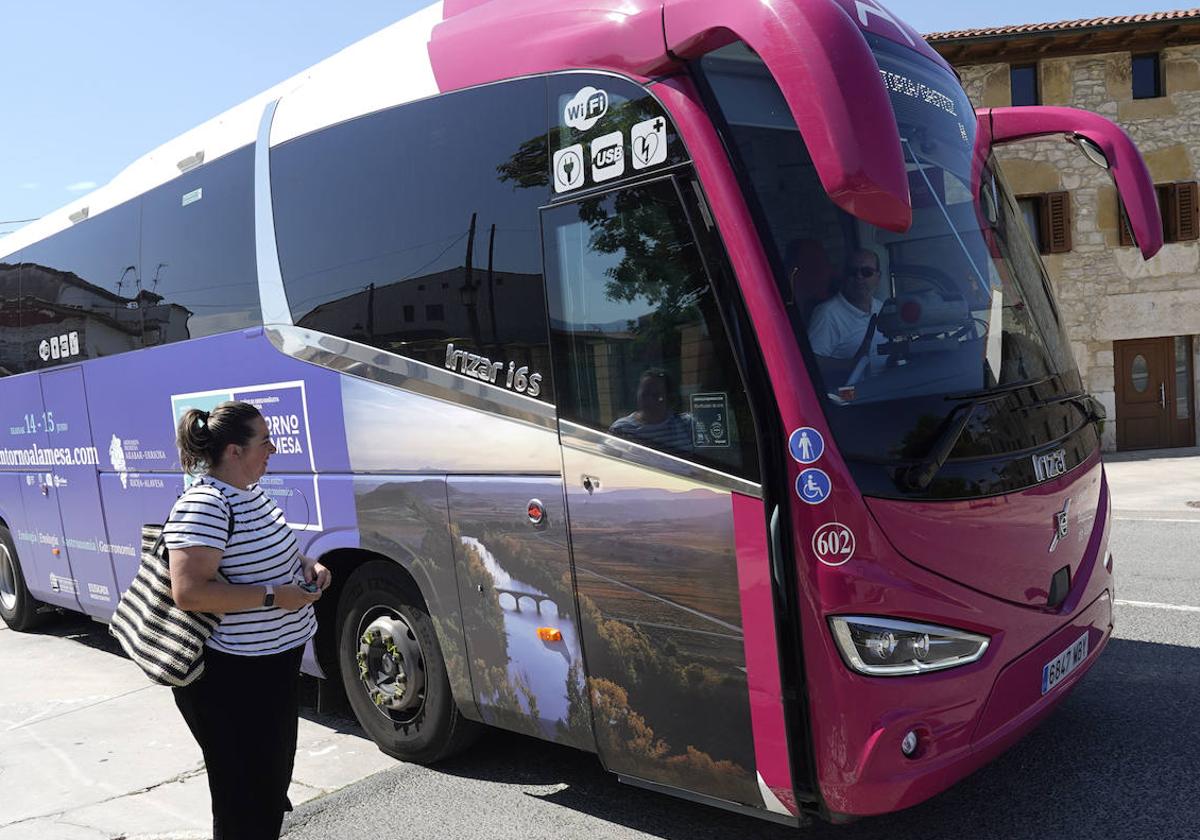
[[848, 267, 879, 278]]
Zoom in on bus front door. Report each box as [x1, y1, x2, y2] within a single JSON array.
[[543, 177, 794, 815]]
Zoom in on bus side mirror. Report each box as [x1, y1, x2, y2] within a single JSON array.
[[978, 106, 1163, 259], [664, 0, 913, 234]]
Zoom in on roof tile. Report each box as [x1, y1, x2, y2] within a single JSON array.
[[925, 8, 1200, 41]]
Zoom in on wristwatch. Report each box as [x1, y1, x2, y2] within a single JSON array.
[[263, 584, 275, 608]]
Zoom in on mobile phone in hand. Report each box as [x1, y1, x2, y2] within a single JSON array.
[[298, 580, 320, 593]]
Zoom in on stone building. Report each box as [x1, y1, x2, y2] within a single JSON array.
[[928, 10, 1200, 451]]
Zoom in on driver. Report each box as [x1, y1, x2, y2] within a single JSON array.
[[808, 248, 885, 359]]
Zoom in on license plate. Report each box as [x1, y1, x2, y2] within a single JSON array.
[[1041, 632, 1089, 695]]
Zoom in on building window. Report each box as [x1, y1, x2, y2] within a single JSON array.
[[1017, 192, 1071, 254], [1010, 63, 1039, 106], [402, 304, 414, 322], [1017, 197, 1043, 252], [1120, 182, 1199, 246], [1132, 53, 1163, 100]]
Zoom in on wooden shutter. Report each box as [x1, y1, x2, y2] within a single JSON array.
[[1044, 191, 1071, 253], [1175, 182, 1199, 241], [1158, 183, 1178, 242], [1118, 198, 1135, 247]]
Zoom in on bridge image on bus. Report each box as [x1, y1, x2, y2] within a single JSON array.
[[0, 0, 1164, 825]]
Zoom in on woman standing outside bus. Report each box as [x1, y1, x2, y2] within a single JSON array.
[[165, 401, 331, 840]]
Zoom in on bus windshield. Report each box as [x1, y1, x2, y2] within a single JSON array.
[[698, 38, 1088, 484]]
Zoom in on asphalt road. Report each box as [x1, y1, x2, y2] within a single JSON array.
[[280, 515, 1200, 840]]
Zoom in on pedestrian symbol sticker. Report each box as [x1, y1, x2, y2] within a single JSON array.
[[796, 468, 831, 505], [812, 522, 855, 566], [631, 117, 668, 170], [554, 144, 585, 193], [590, 131, 625, 182], [788, 427, 825, 464]]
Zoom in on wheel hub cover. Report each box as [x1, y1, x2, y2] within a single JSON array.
[[356, 614, 425, 714]]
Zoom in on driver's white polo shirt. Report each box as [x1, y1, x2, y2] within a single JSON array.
[[808, 293, 884, 359]]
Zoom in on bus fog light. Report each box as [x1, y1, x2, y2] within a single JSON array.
[[829, 616, 990, 676], [901, 730, 919, 757]]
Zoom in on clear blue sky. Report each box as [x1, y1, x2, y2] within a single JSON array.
[[1, 1, 1190, 236]]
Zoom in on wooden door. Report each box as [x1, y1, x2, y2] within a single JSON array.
[[1115, 338, 1172, 450]]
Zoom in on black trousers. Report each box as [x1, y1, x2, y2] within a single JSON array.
[[173, 645, 305, 840]]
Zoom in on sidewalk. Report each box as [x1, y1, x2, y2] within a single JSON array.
[[0, 616, 394, 840], [1101, 446, 1200, 518]]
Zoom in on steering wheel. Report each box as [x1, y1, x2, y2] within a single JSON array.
[[951, 316, 991, 342]]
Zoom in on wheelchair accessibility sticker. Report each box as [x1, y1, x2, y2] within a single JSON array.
[[796, 468, 831, 505]]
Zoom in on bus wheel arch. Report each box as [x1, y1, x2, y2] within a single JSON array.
[[0, 522, 47, 632], [327, 555, 481, 764]]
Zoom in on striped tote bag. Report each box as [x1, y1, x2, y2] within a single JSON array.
[[109, 516, 231, 687]]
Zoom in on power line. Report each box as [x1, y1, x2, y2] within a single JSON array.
[[0, 218, 37, 225]]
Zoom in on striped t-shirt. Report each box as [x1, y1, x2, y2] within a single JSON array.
[[163, 476, 316, 656], [609, 412, 695, 455]]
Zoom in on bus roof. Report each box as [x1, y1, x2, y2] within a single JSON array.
[[2, 0, 944, 260]]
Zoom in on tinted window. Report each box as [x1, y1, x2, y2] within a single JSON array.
[[0, 258, 21, 376], [1010, 64, 1039, 106], [1018, 197, 1043, 253], [140, 146, 259, 343], [544, 178, 759, 481], [272, 78, 553, 401], [1132, 53, 1162, 100], [19, 199, 141, 369]]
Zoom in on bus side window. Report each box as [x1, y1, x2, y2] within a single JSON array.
[[140, 146, 259, 344], [270, 77, 554, 402], [544, 178, 760, 482]]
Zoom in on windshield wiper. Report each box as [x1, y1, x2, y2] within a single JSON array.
[[1025, 390, 1106, 423], [900, 402, 978, 491], [902, 377, 1054, 491], [943, 375, 1055, 403]]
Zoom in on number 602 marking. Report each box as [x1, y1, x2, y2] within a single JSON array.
[[812, 522, 856, 567]]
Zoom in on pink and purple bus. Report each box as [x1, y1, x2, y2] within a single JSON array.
[[0, 0, 1164, 825]]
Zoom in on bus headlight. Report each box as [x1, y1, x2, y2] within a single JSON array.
[[829, 616, 989, 676]]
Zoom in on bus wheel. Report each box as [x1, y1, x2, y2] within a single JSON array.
[[336, 561, 480, 764], [0, 524, 46, 632]]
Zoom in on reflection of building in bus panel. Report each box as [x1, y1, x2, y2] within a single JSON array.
[[929, 11, 1200, 451], [0, 261, 191, 371], [0, 263, 19, 376], [298, 266, 550, 373]]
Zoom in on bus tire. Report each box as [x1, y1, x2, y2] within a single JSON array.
[[0, 524, 46, 632], [336, 561, 480, 764]]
